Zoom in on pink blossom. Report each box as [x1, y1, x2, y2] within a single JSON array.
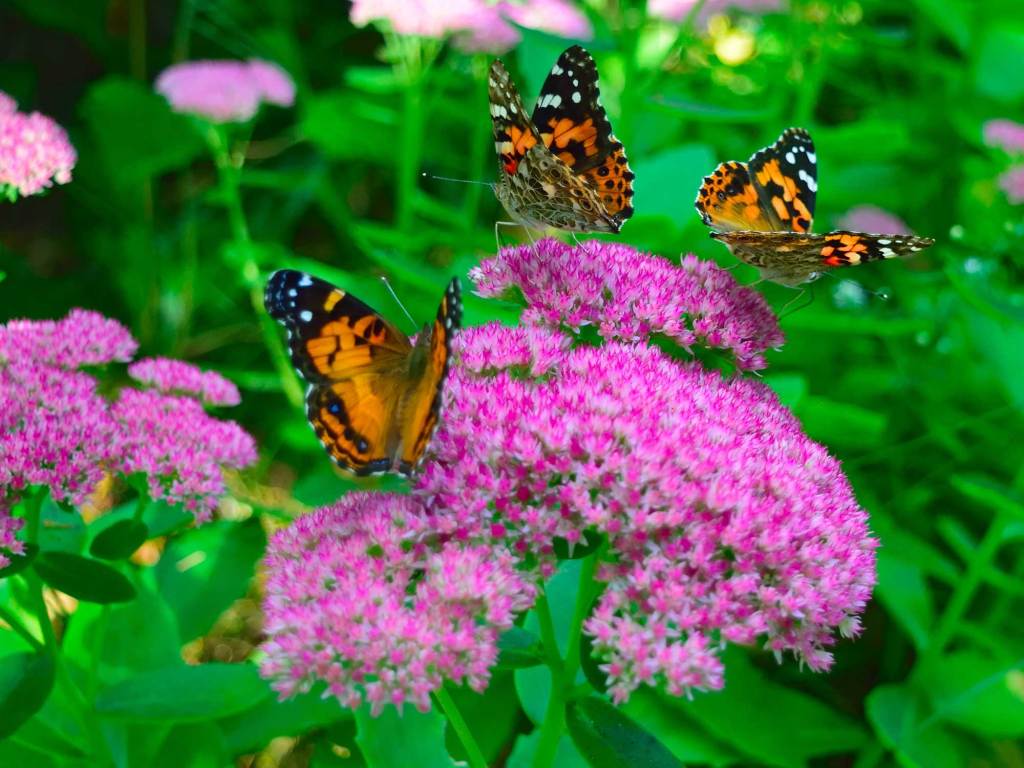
[[0, 91, 77, 200], [414, 327, 876, 699], [983, 118, 1024, 154], [128, 357, 240, 406], [835, 205, 913, 235], [155, 59, 295, 123], [451, 4, 522, 54], [649, 0, 782, 24], [0, 508, 23, 569], [0, 309, 137, 369], [111, 389, 256, 521], [501, 0, 593, 40], [998, 164, 1024, 204], [350, 0, 493, 38], [260, 492, 535, 714], [470, 238, 783, 371]]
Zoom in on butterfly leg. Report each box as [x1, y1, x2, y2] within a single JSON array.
[[494, 220, 525, 254], [570, 231, 596, 258], [779, 285, 814, 318]]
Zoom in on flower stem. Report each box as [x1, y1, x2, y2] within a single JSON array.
[[533, 591, 567, 768], [207, 126, 303, 409], [22, 491, 56, 652], [563, 554, 599, 684], [433, 686, 488, 768], [0, 605, 43, 651], [132, 494, 148, 522]]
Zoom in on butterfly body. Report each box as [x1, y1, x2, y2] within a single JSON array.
[[696, 127, 933, 286], [489, 45, 634, 234], [265, 270, 460, 476]]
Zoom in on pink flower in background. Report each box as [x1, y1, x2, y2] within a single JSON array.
[[998, 164, 1024, 204], [351, 0, 491, 38], [0, 310, 256, 554], [835, 205, 913, 235], [983, 119, 1024, 154], [451, 3, 522, 54], [0, 510, 22, 569], [471, 239, 783, 371], [0, 91, 77, 200], [501, 0, 593, 40], [260, 492, 535, 713], [416, 328, 876, 698], [649, 0, 782, 24], [128, 357, 241, 407], [155, 59, 295, 123]]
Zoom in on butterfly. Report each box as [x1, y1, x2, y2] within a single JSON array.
[[489, 45, 635, 234], [265, 270, 461, 476], [695, 127, 934, 287]]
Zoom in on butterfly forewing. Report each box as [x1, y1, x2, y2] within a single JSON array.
[[489, 58, 541, 177], [265, 270, 459, 476], [747, 127, 817, 233]]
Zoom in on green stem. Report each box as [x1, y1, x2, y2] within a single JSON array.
[[562, 554, 599, 683], [22, 492, 56, 653], [918, 511, 1008, 671], [433, 687, 488, 768], [208, 127, 303, 409], [132, 495, 148, 522], [0, 605, 43, 651], [533, 592, 567, 768]]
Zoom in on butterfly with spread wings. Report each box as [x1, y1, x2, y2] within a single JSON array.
[[695, 127, 934, 287], [489, 45, 635, 234], [265, 270, 461, 475]]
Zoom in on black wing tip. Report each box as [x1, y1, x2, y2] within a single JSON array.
[[444, 277, 463, 330]]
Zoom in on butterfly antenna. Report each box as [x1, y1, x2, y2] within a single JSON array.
[[421, 172, 494, 188], [379, 276, 417, 331], [779, 285, 814, 319]]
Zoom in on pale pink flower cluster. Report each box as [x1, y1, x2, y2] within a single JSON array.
[[835, 205, 913, 235], [648, 0, 782, 25], [470, 239, 783, 370], [350, 0, 592, 54], [155, 59, 295, 123], [998, 165, 1024, 205], [261, 493, 535, 714], [983, 118, 1024, 154], [0, 310, 256, 563], [0, 90, 77, 200], [128, 357, 240, 406]]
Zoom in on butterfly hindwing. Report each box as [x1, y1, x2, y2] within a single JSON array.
[[531, 45, 635, 224], [747, 127, 817, 233], [695, 160, 778, 232], [265, 269, 459, 476]]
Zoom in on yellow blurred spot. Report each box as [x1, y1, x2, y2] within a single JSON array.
[[331, 744, 352, 758], [1008, 669, 1024, 700], [714, 29, 755, 66]]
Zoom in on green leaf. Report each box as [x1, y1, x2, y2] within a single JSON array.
[[566, 696, 682, 768], [354, 704, 455, 768], [974, 26, 1024, 102], [496, 627, 545, 669], [89, 519, 148, 560], [32, 552, 136, 604], [0, 543, 39, 578], [95, 663, 270, 722], [0, 652, 56, 739], [155, 519, 265, 640], [951, 473, 1024, 521], [153, 723, 226, 768], [219, 685, 350, 755], [443, 674, 520, 764], [866, 684, 962, 768], [507, 731, 588, 768], [875, 551, 934, 650], [38, 497, 86, 553], [920, 652, 1024, 738], [796, 395, 887, 450], [622, 689, 737, 766], [670, 647, 867, 767], [144, 501, 195, 538], [301, 90, 398, 163]]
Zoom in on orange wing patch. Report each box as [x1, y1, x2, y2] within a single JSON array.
[[540, 117, 599, 167], [582, 145, 635, 220], [751, 158, 813, 233], [695, 161, 778, 232]]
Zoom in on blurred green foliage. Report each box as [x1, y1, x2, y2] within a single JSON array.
[[2, 0, 1024, 765]]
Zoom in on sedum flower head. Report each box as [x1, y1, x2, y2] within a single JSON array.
[[0, 91, 77, 200], [155, 59, 295, 123], [471, 238, 783, 371], [999, 164, 1024, 204], [649, 0, 782, 25], [983, 118, 1024, 154], [128, 357, 241, 406], [835, 205, 913, 235], [260, 492, 536, 714], [501, 0, 593, 40]]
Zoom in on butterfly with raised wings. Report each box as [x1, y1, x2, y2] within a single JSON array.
[[695, 127, 934, 287], [489, 45, 635, 234], [265, 270, 461, 476]]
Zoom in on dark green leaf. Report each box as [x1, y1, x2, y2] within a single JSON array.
[[443, 675, 520, 764], [153, 723, 226, 768], [0, 543, 38, 578], [622, 689, 737, 766], [89, 519, 148, 560], [866, 684, 962, 768], [920, 652, 1024, 738], [32, 552, 136, 604], [0, 652, 56, 739], [95, 663, 270, 722], [496, 627, 544, 669], [566, 696, 682, 768], [220, 684, 350, 755]]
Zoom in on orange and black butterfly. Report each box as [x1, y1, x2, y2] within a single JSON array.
[[265, 270, 461, 475], [695, 127, 934, 287], [489, 45, 635, 234]]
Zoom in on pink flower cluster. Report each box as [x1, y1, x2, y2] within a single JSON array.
[[648, 0, 782, 25], [155, 59, 295, 123], [998, 165, 1024, 205], [0, 91, 77, 200], [835, 205, 913, 235], [350, 0, 592, 54], [261, 493, 535, 714], [0, 310, 256, 563], [470, 239, 783, 370], [983, 118, 1024, 154]]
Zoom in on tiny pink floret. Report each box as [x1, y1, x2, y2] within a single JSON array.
[[0, 91, 77, 200]]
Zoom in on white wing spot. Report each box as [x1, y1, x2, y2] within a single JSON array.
[[807, 152, 817, 163], [567, 69, 574, 77], [551, 64, 563, 75], [798, 169, 817, 192], [298, 275, 313, 287], [509, 102, 517, 114], [785, 151, 796, 164], [287, 288, 297, 297], [573, 79, 579, 87], [877, 239, 891, 245], [299, 310, 313, 322], [572, 91, 582, 103]]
